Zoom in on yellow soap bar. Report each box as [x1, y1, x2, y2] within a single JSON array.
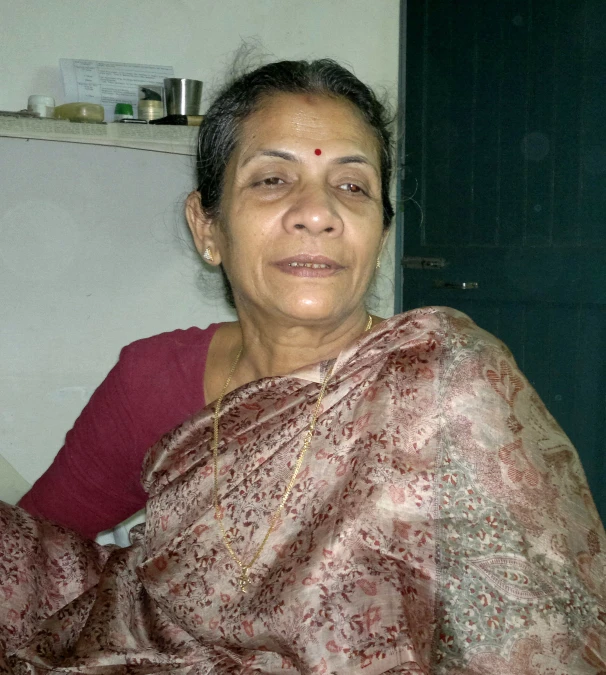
[[54, 103, 105, 123]]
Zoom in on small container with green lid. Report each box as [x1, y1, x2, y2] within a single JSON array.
[[114, 103, 134, 122]]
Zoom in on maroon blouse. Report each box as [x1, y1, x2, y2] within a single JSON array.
[[19, 324, 221, 539]]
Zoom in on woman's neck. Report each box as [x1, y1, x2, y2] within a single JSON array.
[[205, 308, 376, 404], [237, 309, 373, 380]]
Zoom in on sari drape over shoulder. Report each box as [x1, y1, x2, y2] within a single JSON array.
[[2, 307, 605, 674]]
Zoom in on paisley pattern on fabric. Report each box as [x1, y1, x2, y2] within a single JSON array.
[[1, 307, 605, 674]]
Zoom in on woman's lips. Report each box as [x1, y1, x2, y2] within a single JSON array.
[[273, 255, 344, 278]]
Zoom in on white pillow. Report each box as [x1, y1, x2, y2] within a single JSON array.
[[0, 453, 31, 505]]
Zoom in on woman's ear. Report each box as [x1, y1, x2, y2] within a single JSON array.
[[185, 191, 222, 265]]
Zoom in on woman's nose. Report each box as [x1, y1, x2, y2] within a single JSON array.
[[283, 184, 344, 236]]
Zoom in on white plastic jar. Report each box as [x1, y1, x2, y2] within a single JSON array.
[[27, 95, 55, 118]]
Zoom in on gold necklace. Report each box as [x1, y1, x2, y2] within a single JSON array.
[[212, 313, 373, 592]]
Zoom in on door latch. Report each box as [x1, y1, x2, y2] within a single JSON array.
[[433, 280, 479, 290], [402, 256, 447, 269]]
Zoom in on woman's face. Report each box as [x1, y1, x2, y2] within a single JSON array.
[[204, 93, 386, 326]]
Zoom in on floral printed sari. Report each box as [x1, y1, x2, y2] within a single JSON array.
[[1, 307, 605, 674]]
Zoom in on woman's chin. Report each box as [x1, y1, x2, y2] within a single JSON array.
[[237, 284, 364, 327], [274, 299, 359, 326]]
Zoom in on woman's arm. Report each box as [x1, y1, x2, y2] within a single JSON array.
[[18, 325, 218, 539], [433, 312, 606, 671], [18, 344, 149, 539]]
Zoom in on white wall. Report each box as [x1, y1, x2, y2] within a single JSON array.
[[0, 0, 400, 502], [0, 138, 238, 493], [0, 1, 399, 113]]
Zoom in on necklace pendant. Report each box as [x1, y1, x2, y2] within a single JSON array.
[[238, 570, 249, 593]]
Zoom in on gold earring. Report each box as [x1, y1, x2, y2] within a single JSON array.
[[376, 256, 381, 269], [203, 247, 214, 263]]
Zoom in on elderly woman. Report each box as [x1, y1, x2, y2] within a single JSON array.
[[2, 60, 606, 674]]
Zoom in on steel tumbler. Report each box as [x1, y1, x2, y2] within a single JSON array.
[[163, 78, 203, 116]]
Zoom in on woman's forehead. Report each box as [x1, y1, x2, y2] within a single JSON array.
[[234, 92, 380, 164]]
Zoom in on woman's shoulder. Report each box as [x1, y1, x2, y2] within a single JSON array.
[[115, 323, 223, 373], [392, 306, 506, 347], [115, 323, 224, 402], [386, 306, 514, 363], [122, 323, 222, 357]]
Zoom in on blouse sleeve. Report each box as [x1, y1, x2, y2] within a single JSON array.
[[18, 344, 149, 539], [18, 326, 216, 540]]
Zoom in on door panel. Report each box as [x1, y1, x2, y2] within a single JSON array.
[[401, 0, 606, 519]]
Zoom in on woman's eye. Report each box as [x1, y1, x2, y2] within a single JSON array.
[[338, 182, 366, 195], [254, 176, 285, 187]]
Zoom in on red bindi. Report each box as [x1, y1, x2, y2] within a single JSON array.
[[314, 148, 322, 156]]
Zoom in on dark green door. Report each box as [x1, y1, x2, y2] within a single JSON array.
[[400, 0, 606, 520]]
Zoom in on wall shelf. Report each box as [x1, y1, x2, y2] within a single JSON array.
[[0, 117, 198, 155]]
